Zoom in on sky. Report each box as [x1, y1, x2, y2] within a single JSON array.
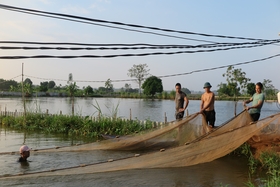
[[0, 0, 280, 92]]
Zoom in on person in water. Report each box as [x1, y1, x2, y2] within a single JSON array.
[[200, 82, 216, 128], [18, 145, 30, 162], [243, 82, 265, 121]]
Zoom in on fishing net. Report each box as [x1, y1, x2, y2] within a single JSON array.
[[38, 112, 210, 152], [1, 111, 279, 180]]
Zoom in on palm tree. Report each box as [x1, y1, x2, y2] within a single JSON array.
[[66, 82, 78, 115]]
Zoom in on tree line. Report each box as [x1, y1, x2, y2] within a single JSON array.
[[0, 64, 278, 100]]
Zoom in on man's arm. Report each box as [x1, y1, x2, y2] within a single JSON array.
[[243, 97, 253, 110], [183, 96, 189, 110]]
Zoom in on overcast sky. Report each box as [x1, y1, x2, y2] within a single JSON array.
[[0, 0, 279, 92]]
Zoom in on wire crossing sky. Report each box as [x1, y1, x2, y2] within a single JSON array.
[[0, 0, 279, 91]]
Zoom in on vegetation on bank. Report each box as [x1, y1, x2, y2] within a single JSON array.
[[234, 143, 280, 187], [0, 113, 154, 141]]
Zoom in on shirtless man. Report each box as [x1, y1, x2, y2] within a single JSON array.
[[200, 82, 216, 128]]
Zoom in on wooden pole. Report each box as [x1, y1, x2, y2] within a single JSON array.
[[21, 63, 26, 123]]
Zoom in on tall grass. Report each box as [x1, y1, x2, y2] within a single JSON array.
[[234, 143, 280, 187], [0, 113, 154, 140], [0, 101, 154, 140]]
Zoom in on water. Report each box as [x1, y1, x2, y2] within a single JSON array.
[[0, 97, 279, 186], [0, 97, 279, 124]]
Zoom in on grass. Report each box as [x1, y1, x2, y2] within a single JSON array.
[[234, 143, 280, 187], [0, 113, 154, 139]]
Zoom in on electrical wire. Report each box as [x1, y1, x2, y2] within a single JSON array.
[[0, 3, 270, 42], [0, 75, 22, 85], [0, 39, 279, 50], [0, 41, 278, 59], [21, 53, 280, 83], [0, 7, 217, 43]]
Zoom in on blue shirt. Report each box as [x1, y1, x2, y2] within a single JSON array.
[[250, 93, 265, 114]]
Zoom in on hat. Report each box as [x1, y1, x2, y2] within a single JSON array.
[[203, 82, 212, 88], [19, 145, 30, 153]]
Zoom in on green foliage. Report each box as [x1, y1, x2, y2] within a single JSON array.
[[259, 152, 280, 176], [40, 81, 49, 92], [169, 90, 176, 99], [222, 66, 251, 97], [181, 87, 191, 94], [48, 80, 56, 89], [66, 82, 78, 97], [0, 113, 154, 139], [105, 78, 114, 93], [233, 143, 259, 174], [263, 79, 277, 97], [142, 76, 163, 97], [24, 78, 33, 86], [247, 83, 256, 96], [0, 78, 18, 91], [84, 85, 94, 95]]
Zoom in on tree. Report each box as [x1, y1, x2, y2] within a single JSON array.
[[127, 64, 150, 95], [66, 73, 78, 115], [246, 82, 255, 96], [24, 78, 33, 86], [105, 78, 113, 93], [124, 83, 131, 92], [23, 83, 33, 96], [48, 81, 56, 89], [97, 87, 106, 94], [262, 79, 277, 97], [39, 81, 49, 92], [141, 76, 163, 97], [181, 88, 191, 95], [222, 66, 250, 115], [84, 85, 94, 95], [0, 79, 18, 91]]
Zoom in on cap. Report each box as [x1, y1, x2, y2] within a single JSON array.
[[203, 82, 212, 88], [19, 145, 30, 153]]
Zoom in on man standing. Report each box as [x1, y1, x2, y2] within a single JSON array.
[[243, 82, 265, 121], [200, 82, 216, 128], [175, 83, 189, 119]]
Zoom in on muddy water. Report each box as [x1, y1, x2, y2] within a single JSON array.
[[0, 129, 253, 187]]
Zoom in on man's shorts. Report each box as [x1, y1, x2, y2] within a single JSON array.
[[203, 110, 216, 127], [175, 112, 184, 119], [250, 113, 260, 121]]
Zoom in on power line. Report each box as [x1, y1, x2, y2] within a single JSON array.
[[0, 39, 279, 51], [0, 41, 278, 59], [0, 7, 217, 43], [0, 3, 270, 42], [22, 53, 280, 83], [0, 75, 22, 85]]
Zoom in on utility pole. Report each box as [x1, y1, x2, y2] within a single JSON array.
[[21, 63, 26, 122]]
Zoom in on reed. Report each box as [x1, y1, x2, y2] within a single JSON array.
[[0, 113, 154, 139]]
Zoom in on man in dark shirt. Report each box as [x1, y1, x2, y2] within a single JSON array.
[[175, 83, 189, 119], [18, 145, 30, 162]]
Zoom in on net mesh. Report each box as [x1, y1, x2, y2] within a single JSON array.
[[38, 112, 210, 152], [1, 111, 280, 179]]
